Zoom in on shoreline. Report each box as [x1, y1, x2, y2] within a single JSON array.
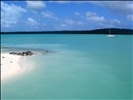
[[1, 53, 28, 81]]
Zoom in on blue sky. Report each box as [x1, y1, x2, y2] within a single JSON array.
[[1, 1, 133, 32]]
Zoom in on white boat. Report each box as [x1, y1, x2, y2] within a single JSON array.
[[106, 29, 116, 38], [107, 34, 116, 38]]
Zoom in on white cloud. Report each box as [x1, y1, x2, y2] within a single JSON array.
[[85, 11, 124, 28], [88, 16, 105, 22], [65, 19, 75, 25], [49, 1, 90, 4], [60, 23, 67, 27], [26, 1, 46, 10], [27, 18, 39, 26], [1, 1, 27, 27], [49, 1, 72, 4], [65, 19, 84, 26], [74, 12, 84, 19], [88, 1, 133, 23], [89, 1, 133, 15], [41, 11, 58, 20], [75, 12, 80, 16], [110, 19, 121, 25], [86, 11, 106, 22], [49, 0, 133, 15], [127, 15, 133, 21], [86, 11, 96, 17], [59, 19, 84, 30]]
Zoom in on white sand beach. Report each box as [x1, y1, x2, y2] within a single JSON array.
[[1, 53, 24, 80]]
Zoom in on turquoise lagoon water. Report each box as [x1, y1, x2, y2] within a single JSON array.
[[1, 34, 132, 100]]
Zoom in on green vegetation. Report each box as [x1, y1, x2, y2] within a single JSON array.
[[1, 28, 133, 35]]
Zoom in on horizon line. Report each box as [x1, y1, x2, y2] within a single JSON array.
[[1, 28, 133, 33]]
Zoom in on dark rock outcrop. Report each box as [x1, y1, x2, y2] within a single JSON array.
[[9, 50, 33, 56]]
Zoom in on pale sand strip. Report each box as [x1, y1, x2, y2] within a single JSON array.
[[1, 53, 26, 81]]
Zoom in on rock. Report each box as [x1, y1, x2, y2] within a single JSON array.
[[9, 50, 33, 56]]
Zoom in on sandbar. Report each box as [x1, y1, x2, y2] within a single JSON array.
[[1, 53, 26, 81]]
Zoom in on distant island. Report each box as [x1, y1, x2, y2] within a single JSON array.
[[1, 28, 133, 35]]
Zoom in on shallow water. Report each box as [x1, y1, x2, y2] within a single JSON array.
[[1, 34, 132, 99]]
